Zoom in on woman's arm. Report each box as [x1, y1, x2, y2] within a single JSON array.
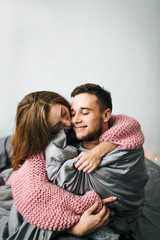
[[6, 152, 103, 231], [75, 142, 116, 173], [68, 196, 116, 236], [68, 203, 110, 236], [75, 114, 144, 173], [99, 114, 144, 149]]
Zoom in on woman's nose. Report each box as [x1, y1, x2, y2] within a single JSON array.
[[62, 119, 71, 127]]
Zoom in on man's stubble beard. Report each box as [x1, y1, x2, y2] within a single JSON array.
[[75, 118, 103, 142]]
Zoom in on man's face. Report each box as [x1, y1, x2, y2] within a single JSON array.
[[71, 93, 104, 141]]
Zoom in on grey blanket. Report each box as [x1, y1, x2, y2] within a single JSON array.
[[0, 134, 160, 240], [45, 130, 149, 236]]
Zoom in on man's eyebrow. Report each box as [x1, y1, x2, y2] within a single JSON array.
[[71, 107, 92, 111], [81, 107, 92, 110]]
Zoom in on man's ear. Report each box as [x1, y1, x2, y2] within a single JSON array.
[[103, 108, 111, 122]]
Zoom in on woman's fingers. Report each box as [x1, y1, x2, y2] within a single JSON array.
[[86, 167, 95, 174], [102, 196, 117, 204], [97, 204, 109, 218], [82, 165, 95, 173], [75, 159, 83, 169], [101, 196, 117, 218], [94, 205, 111, 227], [68, 202, 110, 236], [86, 201, 99, 215], [110, 209, 114, 217], [75, 152, 100, 173], [79, 164, 90, 172]]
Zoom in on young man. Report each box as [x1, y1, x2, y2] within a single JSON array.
[[45, 83, 148, 239]]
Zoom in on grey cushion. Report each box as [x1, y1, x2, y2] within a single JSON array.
[[0, 136, 12, 172]]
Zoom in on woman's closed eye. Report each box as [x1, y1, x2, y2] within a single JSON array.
[[61, 108, 66, 117], [71, 111, 75, 117]]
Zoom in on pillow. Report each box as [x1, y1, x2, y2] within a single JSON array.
[[0, 136, 12, 172]]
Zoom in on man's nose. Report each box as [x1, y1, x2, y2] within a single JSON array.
[[71, 113, 81, 124]]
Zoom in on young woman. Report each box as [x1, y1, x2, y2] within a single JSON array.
[[4, 90, 144, 239]]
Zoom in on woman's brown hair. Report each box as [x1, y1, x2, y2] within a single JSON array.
[[11, 91, 70, 170]]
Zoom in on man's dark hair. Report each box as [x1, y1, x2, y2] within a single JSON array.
[[71, 83, 112, 112]]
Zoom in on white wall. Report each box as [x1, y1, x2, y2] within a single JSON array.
[[0, 0, 160, 164]]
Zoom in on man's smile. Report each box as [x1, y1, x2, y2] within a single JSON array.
[[73, 125, 87, 131]]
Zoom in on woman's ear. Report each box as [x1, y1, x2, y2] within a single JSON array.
[[103, 108, 111, 122]]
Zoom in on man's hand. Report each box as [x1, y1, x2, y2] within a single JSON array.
[[68, 196, 117, 236]]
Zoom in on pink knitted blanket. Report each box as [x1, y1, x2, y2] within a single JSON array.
[[100, 114, 144, 149], [6, 152, 102, 231]]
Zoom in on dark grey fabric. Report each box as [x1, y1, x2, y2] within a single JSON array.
[[0, 136, 12, 173], [0, 136, 13, 187], [45, 130, 149, 236], [0, 134, 160, 240], [0, 185, 82, 240], [0, 136, 87, 240], [133, 159, 160, 240]]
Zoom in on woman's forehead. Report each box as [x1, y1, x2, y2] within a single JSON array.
[[47, 104, 62, 127]]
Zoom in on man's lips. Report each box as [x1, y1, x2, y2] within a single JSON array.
[[73, 126, 87, 131]]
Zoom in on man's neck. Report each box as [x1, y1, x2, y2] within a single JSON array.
[[80, 124, 109, 150], [81, 140, 99, 150]]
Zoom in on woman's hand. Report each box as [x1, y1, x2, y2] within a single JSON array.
[[75, 149, 101, 173], [67, 196, 117, 236], [75, 142, 117, 173]]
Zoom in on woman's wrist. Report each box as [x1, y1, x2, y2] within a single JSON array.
[[67, 225, 85, 237], [95, 141, 117, 158]]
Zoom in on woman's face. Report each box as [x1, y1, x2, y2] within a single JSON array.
[[47, 104, 71, 132]]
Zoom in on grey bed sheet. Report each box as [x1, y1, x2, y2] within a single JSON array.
[[134, 159, 160, 240], [0, 136, 160, 240], [45, 131, 149, 237]]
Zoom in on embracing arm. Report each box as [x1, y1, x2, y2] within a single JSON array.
[[6, 152, 102, 231], [75, 142, 116, 173], [75, 114, 144, 173], [99, 114, 144, 149], [68, 197, 116, 236]]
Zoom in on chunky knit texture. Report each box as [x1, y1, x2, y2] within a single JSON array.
[[99, 114, 144, 149], [6, 152, 102, 231]]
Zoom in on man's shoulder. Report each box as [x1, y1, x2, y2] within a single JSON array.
[[104, 146, 143, 156], [100, 147, 144, 166]]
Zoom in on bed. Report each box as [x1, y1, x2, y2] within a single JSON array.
[[0, 135, 160, 240]]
